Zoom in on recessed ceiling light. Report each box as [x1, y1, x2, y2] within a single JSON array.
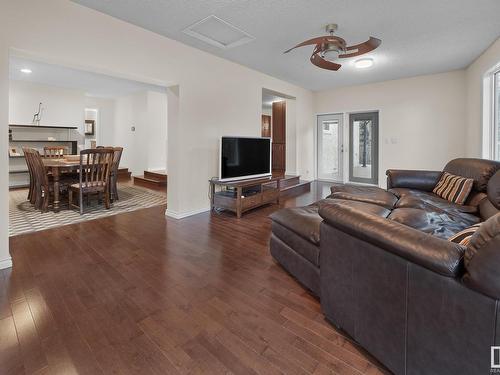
[[20, 68, 32, 74], [354, 58, 374, 69]]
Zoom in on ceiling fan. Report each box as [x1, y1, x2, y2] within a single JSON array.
[[284, 24, 381, 71]]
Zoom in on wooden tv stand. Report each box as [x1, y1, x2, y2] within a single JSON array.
[[209, 176, 281, 218]]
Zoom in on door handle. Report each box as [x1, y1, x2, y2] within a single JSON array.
[[340, 145, 344, 153]]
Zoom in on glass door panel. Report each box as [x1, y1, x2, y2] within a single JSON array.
[[317, 114, 343, 181], [349, 112, 379, 184]]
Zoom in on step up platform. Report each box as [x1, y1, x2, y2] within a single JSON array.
[[279, 175, 311, 199], [133, 170, 167, 190], [116, 167, 132, 181]]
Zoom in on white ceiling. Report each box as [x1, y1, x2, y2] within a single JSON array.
[[71, 0, 500, 91], [10, 57, 166, 98]]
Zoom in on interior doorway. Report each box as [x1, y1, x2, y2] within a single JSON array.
[[261, 88, 296, 176], [317, 113, 343, 181], [349, 111, 379, 185]]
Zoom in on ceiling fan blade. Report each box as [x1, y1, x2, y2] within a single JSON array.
[[310, 51, 342, 71], [284, 36, 345, 53], [338, 37, 381, 58]]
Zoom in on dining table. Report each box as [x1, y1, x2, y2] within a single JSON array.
[[42, 156, 81, 213]]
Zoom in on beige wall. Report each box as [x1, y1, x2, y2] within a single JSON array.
[[9, 80, 85, 128], [465, 38, 500, 157], [0, 41, 9, 268], [314, 70, 467, 186]]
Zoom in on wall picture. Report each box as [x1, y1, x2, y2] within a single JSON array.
[[84, 120, 95, 135]]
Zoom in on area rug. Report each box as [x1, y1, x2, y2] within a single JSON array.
[[9, 184, 167, 237]]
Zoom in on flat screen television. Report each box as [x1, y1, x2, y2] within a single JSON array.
[[219, 136, 272, 181]]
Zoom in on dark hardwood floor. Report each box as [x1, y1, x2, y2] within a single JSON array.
[[3, 181, 387, 375]]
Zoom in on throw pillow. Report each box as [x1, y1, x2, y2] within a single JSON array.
[[448, 223, 481, 246], [433, 172, 474, 205]]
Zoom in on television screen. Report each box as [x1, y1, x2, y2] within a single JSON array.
[[220, 137, 271, 181]]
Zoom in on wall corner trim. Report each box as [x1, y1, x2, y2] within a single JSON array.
[[165, 207, 210, 220], [0, 257, 12, 270]]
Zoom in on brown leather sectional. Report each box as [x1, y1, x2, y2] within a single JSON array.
[[270, 158, 500, 375]]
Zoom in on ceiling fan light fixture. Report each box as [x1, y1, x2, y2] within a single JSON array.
[[321, 49, 340, 62], [354, 58, 374, 69], [284, 23, 381, 72]]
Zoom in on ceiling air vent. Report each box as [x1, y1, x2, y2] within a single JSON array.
[[182, 15, 255, 49]]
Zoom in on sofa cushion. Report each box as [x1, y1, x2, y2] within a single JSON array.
[[388, 208, 477, 239], [271, 222, 320, 266], [270, 234, 320, 295], [269, 204, 322, 245], [329, 184, 398, 209], [390, 188, 478, 218], [432, 172, 474, 205]]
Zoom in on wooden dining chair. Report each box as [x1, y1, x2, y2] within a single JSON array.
[[69, 148, 114, 215], [44, 146, 67, 158], [96, 146, 123, 202], [110, 147, 123, 202], [23, 147, 36, 204], [25, 148, 52, 211]]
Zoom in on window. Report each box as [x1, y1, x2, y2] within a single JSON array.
[[494, 71, 500, 161]]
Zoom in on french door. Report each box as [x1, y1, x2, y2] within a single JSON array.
[[349, 112, 379, 184], [317, 114, 343, 181]]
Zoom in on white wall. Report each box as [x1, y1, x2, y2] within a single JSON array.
[[112, 91, 148, 174], [146, 91, 167, 172], [108, 90, 167, 175], [314, 70, 467, 187], [9, 80, 85, 130], [465, 38, 500, 158], [0, 40, 9, 269]]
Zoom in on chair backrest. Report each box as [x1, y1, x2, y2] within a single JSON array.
[[44, 146, 67, 158], [111, 147, 123, 177], [23, 147, 35, 185], [25, 148, 49, 188], [79, 148, 114, 186]]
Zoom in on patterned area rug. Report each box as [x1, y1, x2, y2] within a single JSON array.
[[9, 184, 167, 237]]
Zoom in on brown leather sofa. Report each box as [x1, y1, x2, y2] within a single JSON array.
[[269, 158, 500, 375]]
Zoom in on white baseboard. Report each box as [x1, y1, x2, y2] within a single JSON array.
[[0, 257, 12, 270], [165, 207, 210, 219]]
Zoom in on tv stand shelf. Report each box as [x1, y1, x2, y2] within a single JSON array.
[[210, 176, 281, 218]]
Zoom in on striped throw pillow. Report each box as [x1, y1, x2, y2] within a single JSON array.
[[433, 172, 474, 205], [448, 223, 481, 246]]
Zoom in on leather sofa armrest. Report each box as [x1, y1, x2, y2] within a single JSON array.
[[463, 214, 500, 299], [319, 201, 465, 277], [386, 169, 442, 191]]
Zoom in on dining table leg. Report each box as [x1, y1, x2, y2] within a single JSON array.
[[52, 167, 60, 212]]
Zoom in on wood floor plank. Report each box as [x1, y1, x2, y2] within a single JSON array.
[[11, 300, 47, 374], [0, 316, 25, 375], [5, 182, 388, 374]]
